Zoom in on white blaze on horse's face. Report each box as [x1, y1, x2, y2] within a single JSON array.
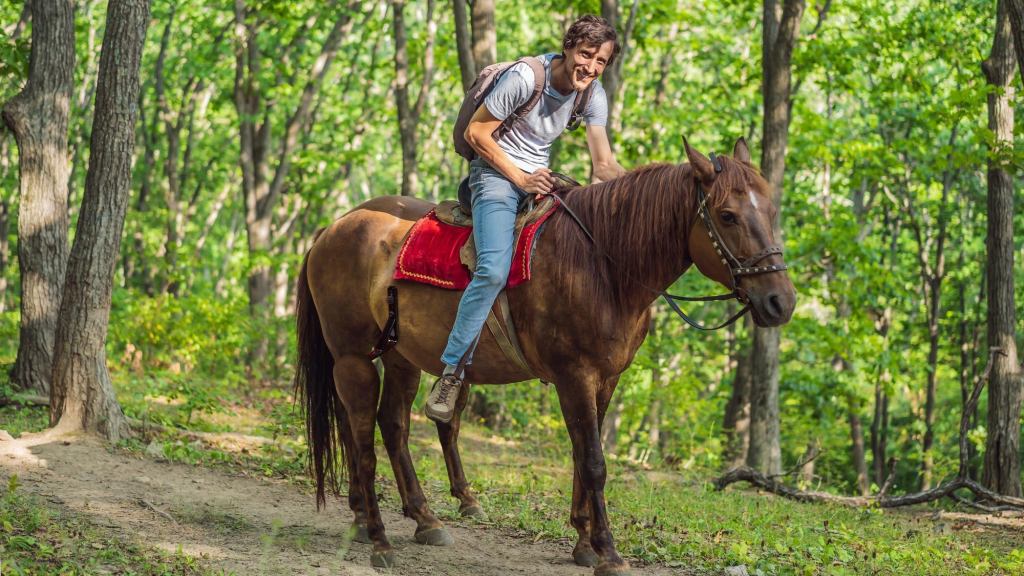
[[748, 189, 760, 211]]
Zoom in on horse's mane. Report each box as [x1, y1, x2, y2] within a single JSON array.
[[544, 157, 761, 312]]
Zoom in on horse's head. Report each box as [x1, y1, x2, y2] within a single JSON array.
[[683, 138, 796, 327]]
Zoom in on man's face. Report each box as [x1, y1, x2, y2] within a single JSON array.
[[564, 40, 615, 91]]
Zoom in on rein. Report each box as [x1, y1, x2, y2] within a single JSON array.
[[549, 157, 787, 331]]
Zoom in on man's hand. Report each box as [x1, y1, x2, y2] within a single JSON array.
[[519, 167, 555, 195]]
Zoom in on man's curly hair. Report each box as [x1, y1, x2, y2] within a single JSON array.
[[562, 15, 621, 66]]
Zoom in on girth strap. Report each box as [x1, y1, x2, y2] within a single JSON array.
[[484, 291, 533, 375]]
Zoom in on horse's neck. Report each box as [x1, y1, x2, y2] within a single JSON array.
[[579, 169, 696, 313]]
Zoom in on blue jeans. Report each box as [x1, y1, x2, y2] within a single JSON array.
[[441, 160, 526, 366]]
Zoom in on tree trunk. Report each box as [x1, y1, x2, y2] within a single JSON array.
[[393, 0, 436, 197], [470, 0, 495, 73], [1, 0, 75, 396], [747, 0, 804, 475], [848, 399, 869, 496], [871, 380, 889, 487], [982, 0, 1022, 498], [600, 0, 639, 138], [0, 198, 8, 314], [602, 396, 624, 453], [50, 0, 150, 442], [1005, 0, 1024, 80], [921, 277, 942, 490], [452, 0, 475, 90], [723, 318, 753, 468]]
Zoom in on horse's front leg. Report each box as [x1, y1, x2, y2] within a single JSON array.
[[571, 375, 620, 567], [557, 375, 630, 576], [436, 382, 486, 518]]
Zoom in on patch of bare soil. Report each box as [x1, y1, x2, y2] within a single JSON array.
[[0, 432, 688, 576]]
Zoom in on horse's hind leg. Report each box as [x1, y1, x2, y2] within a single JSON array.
[[436, 383, 486, 518], [378, 353, 454, 546], [333, 355, 394, 567], [337, 405, 371, 543]]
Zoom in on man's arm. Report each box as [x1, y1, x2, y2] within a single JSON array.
[[585, 124, 627, 183], [465, 105, 553, 194]]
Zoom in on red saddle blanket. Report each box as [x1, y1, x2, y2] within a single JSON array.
[[394, 206, 557, 290]]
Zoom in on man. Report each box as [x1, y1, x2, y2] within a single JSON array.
[[425, 15, 627, 423]]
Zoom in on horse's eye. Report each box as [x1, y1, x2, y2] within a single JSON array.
[[720, 211, 737, 224]]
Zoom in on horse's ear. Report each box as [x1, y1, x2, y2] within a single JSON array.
[[683, 136, 716, 184], [733, 137, 752, 164]]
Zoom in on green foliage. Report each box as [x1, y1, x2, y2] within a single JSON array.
[[0, 0, 1020, 553]]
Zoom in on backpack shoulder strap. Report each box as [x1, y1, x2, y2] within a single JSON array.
[[566, 82, 595, 131], [493, 57, 546, 140]]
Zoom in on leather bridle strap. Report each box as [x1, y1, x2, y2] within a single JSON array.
[[547, 161, 787, 332], [548, 189, 751, 331]]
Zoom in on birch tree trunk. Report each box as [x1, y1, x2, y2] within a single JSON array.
[[1, 0, 75, 396], [982, 0, 1022, 498], [50, 0, 151, 442], [747, 0, 805, 475]]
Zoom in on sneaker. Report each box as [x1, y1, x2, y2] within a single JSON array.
[[424, 374, 463, 423]]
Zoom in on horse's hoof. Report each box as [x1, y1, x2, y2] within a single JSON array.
[[594, 560, 631, 576], [350, 522, 371, 544], [370, 549, 396, 568], [572, 543, 600, 567], [414, 526, 454, 546], [459, 503, 487, 520]]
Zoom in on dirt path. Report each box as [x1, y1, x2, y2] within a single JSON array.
[[0, 432, 688, 576]]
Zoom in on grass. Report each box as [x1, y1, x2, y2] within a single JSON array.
[[406, 425, 1024, 575], [0, 475, 224, 576], [0, 404, 48, 438], [113, 400, 1024, 576], [5, 378, 1023, 576]]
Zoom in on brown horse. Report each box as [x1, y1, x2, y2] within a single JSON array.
[[294, 139, 795, 575]]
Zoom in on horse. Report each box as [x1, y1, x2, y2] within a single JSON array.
[[294, 138, 796, 575]]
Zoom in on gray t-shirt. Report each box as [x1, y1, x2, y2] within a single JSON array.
[[483, 53, 608, 173]]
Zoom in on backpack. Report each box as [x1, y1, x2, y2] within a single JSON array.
[[453, 56, 595, 161]]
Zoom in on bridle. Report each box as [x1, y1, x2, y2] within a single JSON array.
[[551, 153, 788, 331]]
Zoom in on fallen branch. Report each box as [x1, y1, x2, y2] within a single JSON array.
[[127, 417, 270, 447], [138, 498, 177, 524], [714, 349, 1024, 512]]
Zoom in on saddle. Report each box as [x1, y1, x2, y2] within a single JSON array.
[[434, 195, 557, 273]]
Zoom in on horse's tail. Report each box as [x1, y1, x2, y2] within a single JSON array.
[[294, 240, 344, 509]]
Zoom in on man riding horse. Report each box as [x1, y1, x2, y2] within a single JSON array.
[[425, 15, 628, 422]]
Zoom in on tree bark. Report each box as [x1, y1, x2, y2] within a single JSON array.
[[1, 0, 75, 396], [452, 0, 475, 90], [393, 0, 437, 197], [871, 377, 890, 487], [747, 0, 804, 476], [982, 0, 1022, 498], [1005, 0, 1024, 80], [470, 0, 495, 73], [723, 318, 753, 468], [50, 0, 151, 442], [848, 399, 869, 496], [0, 198, 8, 314], [600, 0, 639, 138]]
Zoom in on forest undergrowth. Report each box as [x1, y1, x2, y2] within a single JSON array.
[[3, 379, 1022, 576]]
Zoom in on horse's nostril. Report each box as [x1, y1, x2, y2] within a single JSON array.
[[767, 294, 783, 319]]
